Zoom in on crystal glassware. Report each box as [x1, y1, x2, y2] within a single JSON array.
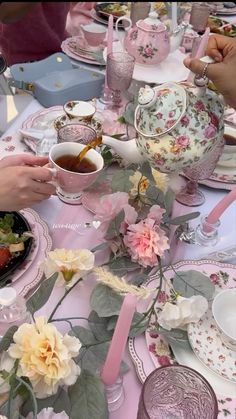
[[137, 365, 218, 419], [57, 123, 97, 145], [107, 51, 135, 112], [190, 3, 210, 34], [176, 138, 224, 207]]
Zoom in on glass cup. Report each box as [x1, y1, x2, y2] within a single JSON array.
[[57, 123, 97, 145], [190, 3, 210, 34], [107, 51, 135, 112], [49, 142, 104, 205], [137, 365, 218, 419]]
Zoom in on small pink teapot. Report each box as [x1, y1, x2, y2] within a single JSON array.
[[116, 11, 188, 65]]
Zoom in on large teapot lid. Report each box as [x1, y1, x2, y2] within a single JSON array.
[[137, 11, 166, 32], [135, 83, 187, 137]]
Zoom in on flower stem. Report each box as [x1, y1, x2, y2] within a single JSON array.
[[48, 278, 83, 322]]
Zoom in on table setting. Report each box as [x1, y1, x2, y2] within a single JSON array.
[[0, 2, 236, 419]]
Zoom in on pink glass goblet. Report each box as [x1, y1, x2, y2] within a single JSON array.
[[137, 365, 218, 419], [176, 138, 224, 207], [107, 51, 135, 112]]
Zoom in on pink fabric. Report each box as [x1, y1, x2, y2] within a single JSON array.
[[0, 2, 70, 65], [66, 2, 96, 37]]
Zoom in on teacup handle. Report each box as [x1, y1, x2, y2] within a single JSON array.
[[115, 16, 132, 49]]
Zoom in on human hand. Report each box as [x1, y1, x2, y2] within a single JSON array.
[[0, 154, 49, 169], [183, 34, 236, 109], [0, 164, 56, 211]]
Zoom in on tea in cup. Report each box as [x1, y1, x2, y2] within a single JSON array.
[[49, 142, 104, 204], [81, 23, 107, 47], [63, 100, 96, 123]]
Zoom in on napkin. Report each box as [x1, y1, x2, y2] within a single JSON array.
[[19, 128, 57, 155]]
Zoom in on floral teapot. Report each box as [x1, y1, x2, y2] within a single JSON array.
[[116, 11, 188, 65], [102, 76, 225, 174]]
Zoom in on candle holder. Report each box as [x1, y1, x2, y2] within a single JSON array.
[[195, 215, 220, 246], [104, 374, 125, 412]]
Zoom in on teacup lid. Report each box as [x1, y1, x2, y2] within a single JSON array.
[[135, 82, 187, 137], [137, 11, 166, 32]]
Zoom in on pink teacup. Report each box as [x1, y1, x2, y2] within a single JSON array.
[[49, 142, 104, 205], [81, 23, 107, 47]]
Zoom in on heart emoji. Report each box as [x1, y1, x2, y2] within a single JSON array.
[[92, 220, 101, 229]]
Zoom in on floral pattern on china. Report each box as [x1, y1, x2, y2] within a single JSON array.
[[115, 11, 188, 65], [102, 81, 225, 173]]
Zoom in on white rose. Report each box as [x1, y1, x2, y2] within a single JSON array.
[[0, 352, 15, 394], [158, 295, 208, 331], [43, 248, 95, 288]]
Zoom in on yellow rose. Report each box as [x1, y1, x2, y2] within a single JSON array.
[[8, 317, 81, 399], [129, 169, 169, 197], [43, 248, 95, 287]]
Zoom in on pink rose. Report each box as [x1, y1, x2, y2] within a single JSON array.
[[209, 111, 219, 128], [157, 290, 167, 304], [123, 218, 169, 267], [210, 273, 220, 285], [204, 124, 217, 139], [195, 100, 205, 111], [180, 115, 190, 127], [169, 111, 175, 118], [165, 119, 176, 129], [175, 135, 190, 148], [144, 47, 153, 57], [157, 355, 171, 366], [148, 205, 165, 225], [154, 153, 165, 166], [149, 331, 159, 339], [156, 112, 163, 120]]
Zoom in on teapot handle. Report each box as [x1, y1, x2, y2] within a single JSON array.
[[115, 16, 132, 49]]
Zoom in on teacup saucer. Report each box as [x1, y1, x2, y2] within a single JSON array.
[[54, 113, 102, 136], [188, 306, 236, 383]]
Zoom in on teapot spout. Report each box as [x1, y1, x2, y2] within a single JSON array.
[[102, 135, 145, 164], [170, 22, 188, 53]]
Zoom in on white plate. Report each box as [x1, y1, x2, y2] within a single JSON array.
[[103, 41, 189, 84], [61, 38, 105, 66], [210, 164, 236, 184]]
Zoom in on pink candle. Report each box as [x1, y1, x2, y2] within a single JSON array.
[[101, 293, 137, 386], [104, 14, 113, 91], [205, 188, 236, 231], [187, 27, 210, 84]]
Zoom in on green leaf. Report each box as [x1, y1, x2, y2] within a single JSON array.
[[0, 325, 18, 352], [105, 210, 125, 240], [107, 256, 139, 275], [90, 284, 123, 317], [139, 161, 155, 182], [164, 189, 175, 217], [69, 326, 98, 346], [172, 270, 215, 300], [158, 327, 188, 346], [26, 272, 58, 315], [68, 370, 108, 419], [108, 311, 148, 337], [111, 170, 134, 193], [20, 387, 71, 417], [146, 185, 165, 206], [168, 212, 200, 225], [88, 311, 113, 341], [91, 242, 109, 253]]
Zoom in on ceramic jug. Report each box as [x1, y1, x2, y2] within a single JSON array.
[[102, 69, 225, 174], [116, 11, 188, 65]]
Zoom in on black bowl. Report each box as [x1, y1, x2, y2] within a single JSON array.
[[0, 211, 33, 283]]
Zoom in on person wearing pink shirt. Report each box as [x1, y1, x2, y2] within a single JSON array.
[[0, 2, 70, 65]]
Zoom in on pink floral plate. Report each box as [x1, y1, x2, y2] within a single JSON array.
[[61, 38, 105, 66], [12, 209, 52, 298], [188, 306, 236, 383], [198, 178, 236, 191], [209, 165, 236, 184], [128, 259, 236, 419], [22, 106, 64, 132]]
